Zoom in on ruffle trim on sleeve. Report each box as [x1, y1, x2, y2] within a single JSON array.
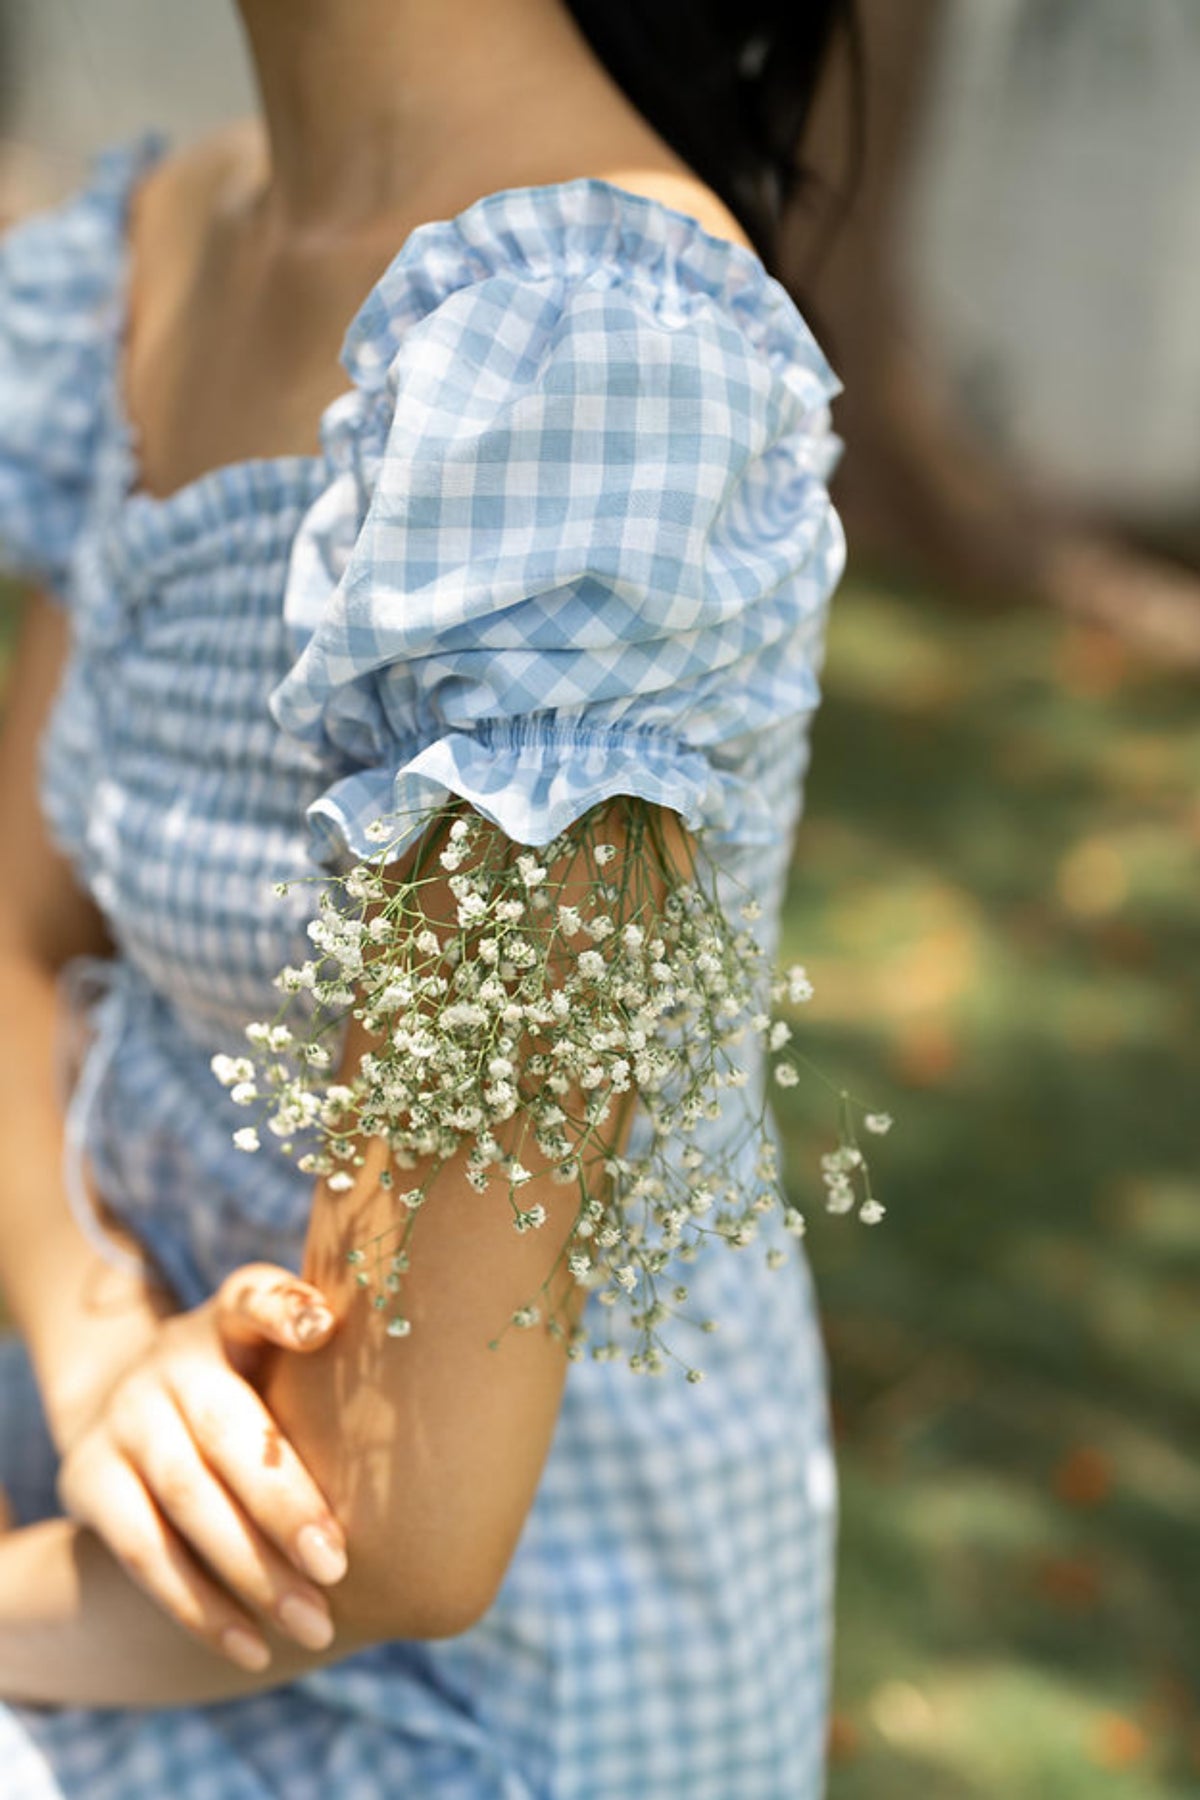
[[305, 719, 757, 867], [338, 178, 843, 421], [0, 134, 163, 595]]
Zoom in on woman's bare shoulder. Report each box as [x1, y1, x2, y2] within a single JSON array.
[[589, 165, 754, 256]]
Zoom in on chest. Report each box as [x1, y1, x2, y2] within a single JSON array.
[[40, 468, 338, 1038], [122, 205, 403, 502]]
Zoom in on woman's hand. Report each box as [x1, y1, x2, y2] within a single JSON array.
[[55, 1263, 348, 1673]]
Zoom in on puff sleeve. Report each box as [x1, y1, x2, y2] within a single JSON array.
[[270, 185, 844, 862], [0, 140, 151, 597]]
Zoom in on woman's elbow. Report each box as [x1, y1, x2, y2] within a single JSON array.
[[330, 1514, 516, 1645], [259, 1286, 568, 1647]]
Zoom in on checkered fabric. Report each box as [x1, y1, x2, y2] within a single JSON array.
[[274, 176, 842, 865], [0, 138, 843, 1797]]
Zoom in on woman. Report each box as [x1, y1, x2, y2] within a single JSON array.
[[0, 1, 850, 1793]]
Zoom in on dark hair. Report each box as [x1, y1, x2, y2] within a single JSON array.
[[563, 0, 857, 271]]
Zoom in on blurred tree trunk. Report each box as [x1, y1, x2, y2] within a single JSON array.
[[785, 0, 1200, 666]]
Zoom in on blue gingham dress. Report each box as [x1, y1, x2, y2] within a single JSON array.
[[0, 138, 845, 1799]]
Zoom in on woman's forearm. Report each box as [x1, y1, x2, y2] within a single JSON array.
[[0, 1519, 349, 1708], [0, 598, 170, 1439], [0, 952, 170, 1446]]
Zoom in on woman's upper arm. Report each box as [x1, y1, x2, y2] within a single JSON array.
[[0, 595, 111, 970], [265, 1111, 579, 1641]]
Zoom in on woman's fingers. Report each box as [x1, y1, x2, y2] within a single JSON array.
[[57, 1442, 273, 1672], [214, 1263, 336, 1356], [165, 1355, 348, 1592], [50, 1269, 346, 1666], [115, 1384, 336, 1653]]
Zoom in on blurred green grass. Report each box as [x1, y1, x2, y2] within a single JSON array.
[[776, 573, 1200, 1798], [2, 573, 1197, 1793]]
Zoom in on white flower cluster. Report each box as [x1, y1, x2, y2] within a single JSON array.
[[214, 800, 888, 1377]]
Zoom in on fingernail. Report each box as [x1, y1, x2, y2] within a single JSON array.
[[293, 1305, 334, 1345], [222, 1626, 271, 1672], [296, 1524, 348, 1586], [278, 1592, 335, 1652]]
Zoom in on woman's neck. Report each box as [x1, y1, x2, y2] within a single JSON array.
[[233, 0, 604, 231]]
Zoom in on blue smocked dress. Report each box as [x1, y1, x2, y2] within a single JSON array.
[[0, 137, 845, 1799]]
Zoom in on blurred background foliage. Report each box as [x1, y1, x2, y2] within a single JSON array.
[[775, 574, 1200, 1798]]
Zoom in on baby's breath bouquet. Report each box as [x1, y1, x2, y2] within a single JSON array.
[[213, 798, 889, 1377]]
